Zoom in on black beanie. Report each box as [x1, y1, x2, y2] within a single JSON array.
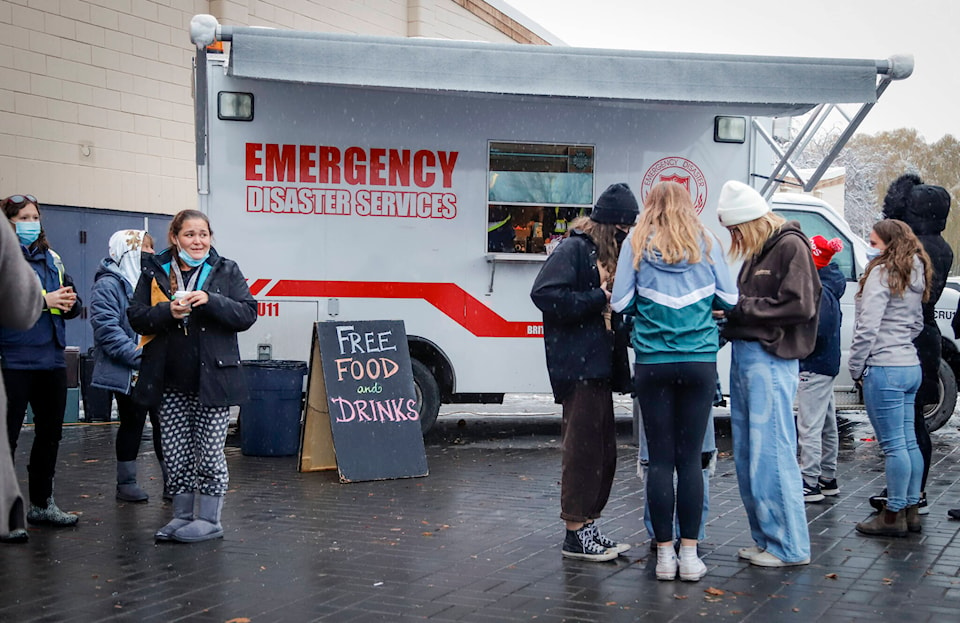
[[882, 173, 951, 234], [590, 183, 639, 225]]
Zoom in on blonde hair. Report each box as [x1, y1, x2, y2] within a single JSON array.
[[567, 215, 621, 278], [859, 219, 933, 302], [726, 211, 787, 260], [630, 181, 711, 268]]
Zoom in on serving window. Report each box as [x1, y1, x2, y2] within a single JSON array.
[[487, 142, 594, 254]]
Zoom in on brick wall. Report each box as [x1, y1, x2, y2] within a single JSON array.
[[0, 0, 544, 215]]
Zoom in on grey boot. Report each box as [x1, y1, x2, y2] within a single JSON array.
[[116, 461, 148, 503], [159, 461, 173, 501], [172, 494, 224, 543], [155, 493, 194, 542]]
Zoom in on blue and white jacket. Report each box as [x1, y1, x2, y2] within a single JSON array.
[[611, 233, 737, 364]]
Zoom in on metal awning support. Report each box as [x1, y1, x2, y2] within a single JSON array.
[[756, 55, 913, 199]]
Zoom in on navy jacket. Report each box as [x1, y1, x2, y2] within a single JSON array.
[[800, 261, 846, 377], [531, 231, 622, 403], [0, 244, 80, 370], [127, 247, 257, 407], [90, 259, 141, 394]]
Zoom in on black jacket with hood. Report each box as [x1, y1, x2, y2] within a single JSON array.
[[883, 174, 954, 402], [127, 247, 257, 407]]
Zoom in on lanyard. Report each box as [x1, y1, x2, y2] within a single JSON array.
[[170, 262, 201, 294]]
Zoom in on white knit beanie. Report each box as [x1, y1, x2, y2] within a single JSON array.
[[716, 180, 770, 227]]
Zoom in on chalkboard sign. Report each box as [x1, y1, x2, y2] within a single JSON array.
[[299, 320, 429, 482]]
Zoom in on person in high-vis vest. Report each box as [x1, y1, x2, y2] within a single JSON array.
[[1, 194, 82, 530]]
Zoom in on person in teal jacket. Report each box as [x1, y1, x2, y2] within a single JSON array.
[[611, 181, 736, 582]]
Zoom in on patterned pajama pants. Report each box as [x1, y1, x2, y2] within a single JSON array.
[[159, 390, 231, 497]]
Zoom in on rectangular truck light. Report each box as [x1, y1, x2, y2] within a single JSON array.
[[714, 116, 746, 143], [218, 92, 254, 121]]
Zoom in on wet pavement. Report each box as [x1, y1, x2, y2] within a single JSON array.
[[2, 396, 960, 622]]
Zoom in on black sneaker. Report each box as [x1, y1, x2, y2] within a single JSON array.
[[948, 508, 960, 520], [869, 488, 887, 513], [818, 477, 839, 496], [918, 491, 929, 515], [562, 526, 617, 562], [803, 483, 824, 503], [584, 522, 631, 555]]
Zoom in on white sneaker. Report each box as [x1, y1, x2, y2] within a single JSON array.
[[678, 545, 707, 581], [737, 545, 765, 560], [656, 544, 678, 580], [749, 551, 810, 567]]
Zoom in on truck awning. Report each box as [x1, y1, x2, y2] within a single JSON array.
[[222, 26, 886, 116]]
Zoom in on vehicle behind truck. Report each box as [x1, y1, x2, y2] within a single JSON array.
[[188, 14, 929, 433]]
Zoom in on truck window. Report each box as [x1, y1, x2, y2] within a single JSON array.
[[773, 208, 856, 281], [487, 142, 594, 254]]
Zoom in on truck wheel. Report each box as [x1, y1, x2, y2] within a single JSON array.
[[923, 359, 957, 433], [412, 358, 441, 435]]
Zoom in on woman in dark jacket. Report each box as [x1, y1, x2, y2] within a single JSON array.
[[872, 174, 953, 517], [0, 194, 81, 529], [128, 210, 257, 543], [530, 183, 637, 562], [90, 229, 166, 503]]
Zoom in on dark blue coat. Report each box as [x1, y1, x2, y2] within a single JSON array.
[[0, 244, 80, 370], [800, 261, 846, 377], [90, 260, 141, 394], [128, 247, 257, 407]]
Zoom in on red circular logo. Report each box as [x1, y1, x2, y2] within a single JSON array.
[[640, 157, 708, 214]]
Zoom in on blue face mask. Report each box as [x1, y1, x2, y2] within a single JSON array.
[[865, 246, 882, 260], [14, 221, 41, 245], [178, 248, 209, 268]]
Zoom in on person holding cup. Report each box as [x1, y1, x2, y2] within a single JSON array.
[[0, 194, 82, 530], [128, 209, 257, 543]]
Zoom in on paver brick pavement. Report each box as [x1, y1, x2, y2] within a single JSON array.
[[1, 407, 960, 622]]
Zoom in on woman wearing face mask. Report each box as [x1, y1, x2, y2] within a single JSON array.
[[128, 210, 257, 543], [0, 194, 82, 530], [90, 230, 169, 503], [849, 220, 930, 536]]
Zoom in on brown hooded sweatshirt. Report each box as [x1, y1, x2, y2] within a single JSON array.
[[722, 221, 822, 360]]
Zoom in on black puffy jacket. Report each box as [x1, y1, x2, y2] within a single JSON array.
[[128, 247, 257, 407]]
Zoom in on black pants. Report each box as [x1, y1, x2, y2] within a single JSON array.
[[559, 379, 616, 523], [3, 368, 67, 507], [635, 361, 715, 542], [114, 392, 162, 463], [914, 324, 939, 492]]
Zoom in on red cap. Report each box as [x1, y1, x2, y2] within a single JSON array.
[[811, 235, 844, 269]]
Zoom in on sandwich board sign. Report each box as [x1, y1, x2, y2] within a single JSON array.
[[298, 320, 429, 482]]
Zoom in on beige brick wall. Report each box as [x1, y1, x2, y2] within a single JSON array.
[[0, 0, 545, 215]]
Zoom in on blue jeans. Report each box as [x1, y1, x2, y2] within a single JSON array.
[[861, 365, 922, 512], [639, 407, 715, 541], [730, 341, 810, 563]]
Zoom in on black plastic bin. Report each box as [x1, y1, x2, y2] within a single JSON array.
[[80, 350, 113, 422], [240, 360, 308, 457]]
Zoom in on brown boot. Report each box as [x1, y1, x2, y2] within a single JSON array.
[[905, 504, 922, 533], [856, 507, 907, 537]]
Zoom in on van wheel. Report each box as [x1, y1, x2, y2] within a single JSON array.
[[923, 359, 957, 433], [412, 358, 441, 435]]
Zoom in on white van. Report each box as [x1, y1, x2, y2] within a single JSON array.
[[187, 15, 936, 432]]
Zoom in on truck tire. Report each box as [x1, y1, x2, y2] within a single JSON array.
[[412, 358, 441, 435], [924, 359, 957, 433]]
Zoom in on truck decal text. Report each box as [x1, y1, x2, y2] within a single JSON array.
[[244, 143, 459, 219]]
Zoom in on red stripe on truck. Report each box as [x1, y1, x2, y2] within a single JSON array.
[[248, 279, 271, 296], [264, 280, 543, 338]]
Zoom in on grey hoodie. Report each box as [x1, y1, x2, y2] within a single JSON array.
[[848, 255, 924, 380]]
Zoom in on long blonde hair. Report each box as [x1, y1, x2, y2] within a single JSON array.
[[567, 215, 621, 278], [858, 219, 933, 302], [630, 181, 711, 269], [726, 211, 786, 260]]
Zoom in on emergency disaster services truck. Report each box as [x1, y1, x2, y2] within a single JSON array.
[[188, 15, 958, 433]]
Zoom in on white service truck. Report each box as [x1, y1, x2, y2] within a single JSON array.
[[187, 15, 956, 433]]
